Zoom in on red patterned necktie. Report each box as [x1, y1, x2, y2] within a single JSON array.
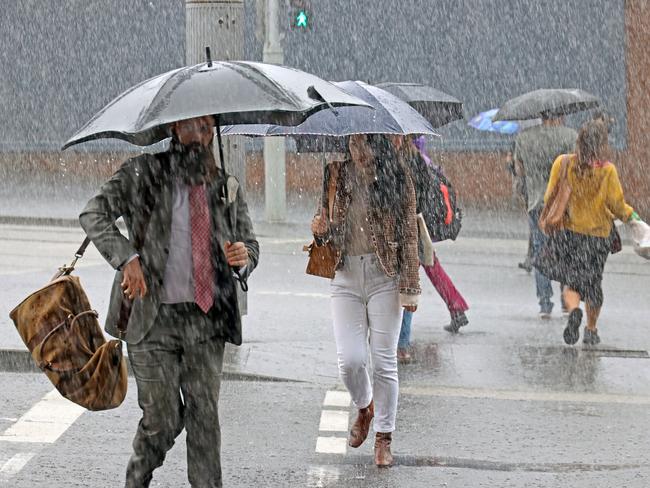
[[189, 184, 214, 313]]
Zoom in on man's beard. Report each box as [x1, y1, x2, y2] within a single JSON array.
[[172, 141, 217, 185]]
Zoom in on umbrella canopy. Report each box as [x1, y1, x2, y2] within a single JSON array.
[[221, 80, 439, 152], [493, 88, 599, 122], [468, 108, 540, 135], [62, 61, 372, 150], [375, 82, 464, 128]]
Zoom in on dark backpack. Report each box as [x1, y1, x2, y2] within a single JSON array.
[[411, 153, 463, 242]]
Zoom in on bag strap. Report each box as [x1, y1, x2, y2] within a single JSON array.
[[559, 155, 571, 181], [55, 237, 91, 278], [327, 163, 340, 221]]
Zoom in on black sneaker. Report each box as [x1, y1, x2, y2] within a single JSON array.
[[444, 311, 469, 333], [583, 328, 601, 346], [563, 309, 583, 345]]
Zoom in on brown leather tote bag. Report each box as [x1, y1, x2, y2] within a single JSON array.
[[305, 239, 339, 279], [540, 156, 572, 235], [9, 242, 127, 411], [305, 162, 341, 279]]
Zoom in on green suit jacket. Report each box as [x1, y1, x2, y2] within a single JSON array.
[[79, 150, 259, 345]]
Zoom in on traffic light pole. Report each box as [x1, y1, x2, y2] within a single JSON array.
[[262, 0, 287, 222], [185, 0, 247, 191]]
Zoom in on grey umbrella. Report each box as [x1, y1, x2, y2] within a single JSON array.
[[221, 80, 439, 152], [375, 82, 464, 128], [62, 59, 371, 150], [493, 88, 599, 121]]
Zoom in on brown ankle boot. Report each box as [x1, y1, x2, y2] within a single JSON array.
[[348, 400, 374, 448], [374, 432, 393, 467]]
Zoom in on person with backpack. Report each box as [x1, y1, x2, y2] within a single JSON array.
[[393, 135, 469, 363]]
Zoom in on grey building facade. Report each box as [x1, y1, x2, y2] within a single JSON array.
[[0, 0, 627, 151]]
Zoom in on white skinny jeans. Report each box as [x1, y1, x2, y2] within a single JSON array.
[[330, 254, 402, 433]]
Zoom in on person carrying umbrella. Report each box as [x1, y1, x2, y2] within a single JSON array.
[[495, 89, 598, 319], [80, 115, 258, 487], [222, 80, 430, 467], [513, 114, 577, 318], [535, 119, 640, 345], [311, 134, 420, 467], [68, 58, 369, 487]]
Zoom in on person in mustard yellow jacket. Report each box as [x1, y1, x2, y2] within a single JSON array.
[[536, 119, 640, 346]]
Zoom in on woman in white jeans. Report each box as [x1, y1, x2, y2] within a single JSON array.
[[311, 134, 420, 467]]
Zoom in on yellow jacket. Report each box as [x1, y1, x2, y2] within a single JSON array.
[[545, 154, 633, 238]]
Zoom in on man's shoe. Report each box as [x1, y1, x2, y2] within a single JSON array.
[[518, 258, 533, 273], [374, 432, 394, 467], [397, 348, 412, 364], [539, 302, 553, 320], [444, 311, 469, 333], [348, 400, 374, 448], [563, 309, 583, 345], [583, 328, 601, 346]]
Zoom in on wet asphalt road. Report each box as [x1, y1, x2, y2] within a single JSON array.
[[1, 222, 650, 487]]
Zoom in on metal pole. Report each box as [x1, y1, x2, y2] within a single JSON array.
[[185, 0, 246, 191], [263, 0, 287, 222]]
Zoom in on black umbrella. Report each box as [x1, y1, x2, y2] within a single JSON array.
[[62, 55, 371, 152], [375, 82, 464, 128], [493, 88, 600, 122]]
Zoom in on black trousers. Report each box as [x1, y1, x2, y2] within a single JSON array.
[[125, 303, 225, 488]]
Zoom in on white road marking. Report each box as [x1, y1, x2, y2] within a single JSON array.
[[0, 389, 85, 444], [315, 436, 348, 455], [306, 465, 341, 487], [258, 238, 309, 245], [319, 410, 349, 432], [256, 291, 329, 299], [401, 385, 650, 405], [0, 452, 36, 478], [315, 390, 350, 454], [323, 390, 351, 408]]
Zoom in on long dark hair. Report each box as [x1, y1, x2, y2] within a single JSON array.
[[344, 134, 410, 243], [367, 134, 409, 212], [576, 120, 610, 175], [344, 134, 409, 211]]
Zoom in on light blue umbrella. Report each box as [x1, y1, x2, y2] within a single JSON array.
[[468, 108, 538, 135]]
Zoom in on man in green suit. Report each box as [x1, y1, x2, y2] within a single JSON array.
[[80, 115, 259, 488]]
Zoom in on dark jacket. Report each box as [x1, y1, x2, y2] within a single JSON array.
[[79, 150, 259, 345]]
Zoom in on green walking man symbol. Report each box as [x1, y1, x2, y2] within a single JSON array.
[[295, 10, 308, 28]]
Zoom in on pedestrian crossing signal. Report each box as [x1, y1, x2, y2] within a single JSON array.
[[289, 0, 311, 30], [295, 10, 309, 28]]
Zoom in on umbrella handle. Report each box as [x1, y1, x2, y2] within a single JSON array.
[[215, 117, 249, 293], [206, 46, 213, 67], [215, 116, 226, 170]]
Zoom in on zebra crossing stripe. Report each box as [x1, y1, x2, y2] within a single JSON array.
[[0, 389, 85, 444], [315, 390, 351, 454]]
